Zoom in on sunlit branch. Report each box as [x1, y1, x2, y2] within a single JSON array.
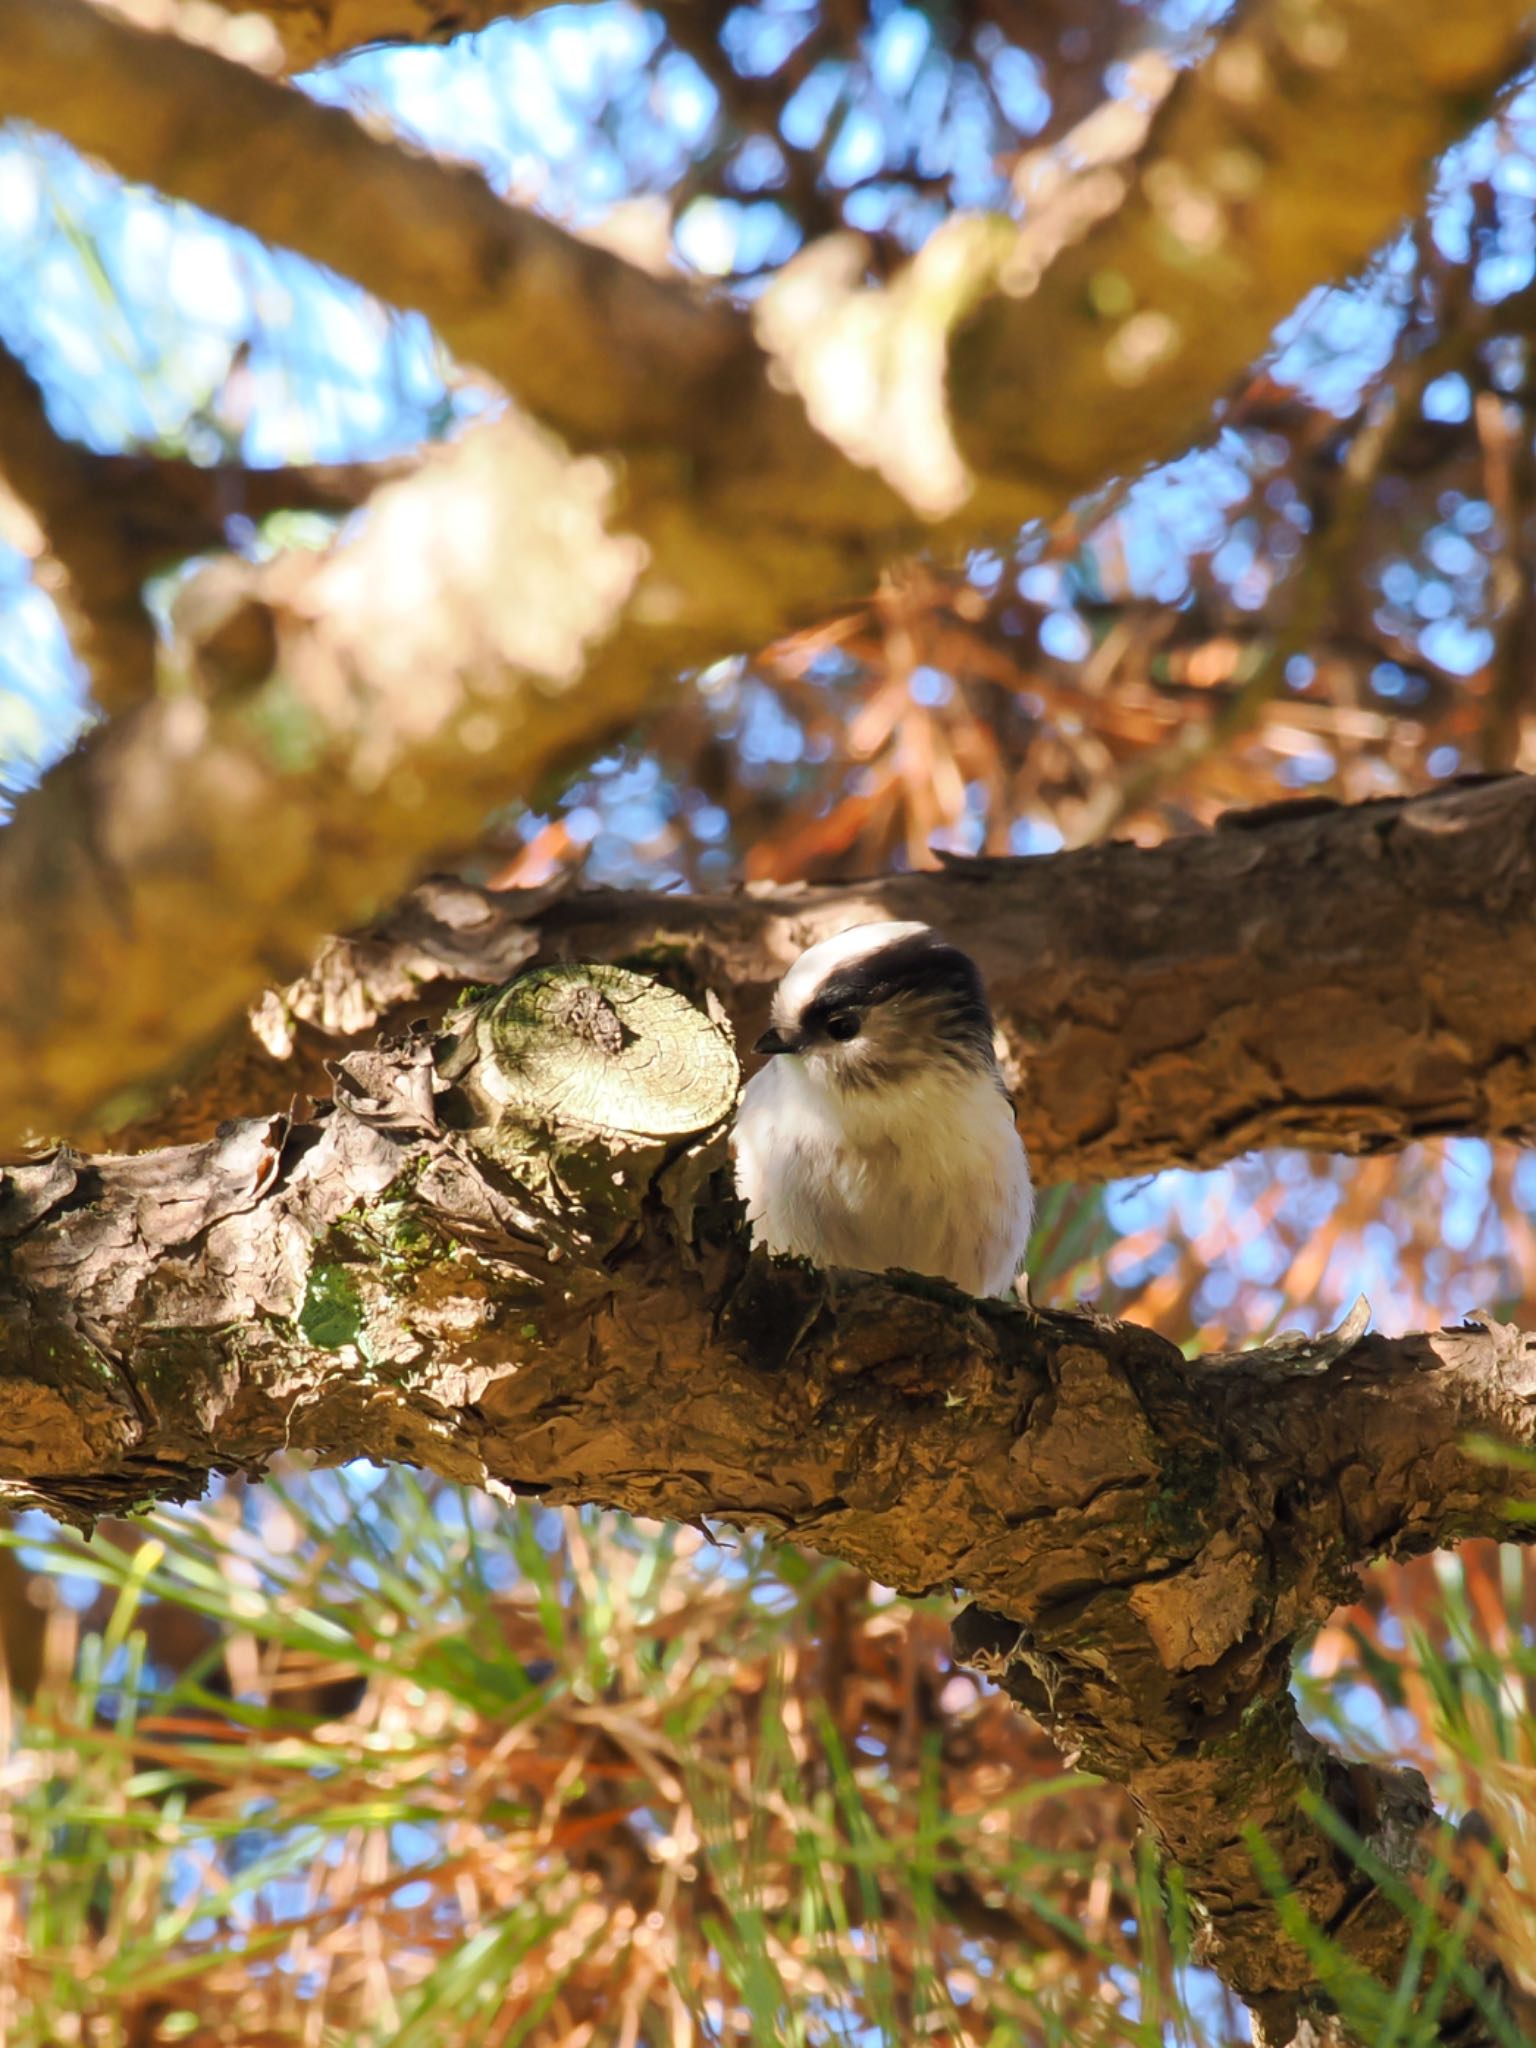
[[0, 0, 750, 459], [110, 774, 1536, 1182], [9, 0, 1536, 532], [0, 967, 1529, 2043], [951, 0, 1536, 496]]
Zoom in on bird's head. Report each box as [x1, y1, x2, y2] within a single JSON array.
[[753, 921, 999, 1091]]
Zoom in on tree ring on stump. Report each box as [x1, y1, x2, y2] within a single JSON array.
[[476, 964, 739, 1137]]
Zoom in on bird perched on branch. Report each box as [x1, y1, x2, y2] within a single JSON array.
[[731, 921, 1033, 1298]]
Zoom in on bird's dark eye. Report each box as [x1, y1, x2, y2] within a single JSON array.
[[825, 1010, 861, 1042]]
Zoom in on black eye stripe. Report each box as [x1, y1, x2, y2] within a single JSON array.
[[807, 935, 991, 1026], [796, 932, 996, 1068], [825, 1010, 861, 1041]]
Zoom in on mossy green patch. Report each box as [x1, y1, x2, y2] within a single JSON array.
[[299, 1262, 366, 1352], [353, 1198, 439, 1270], [329, 1163, 450, 1279], [449, 982, 498, 1013]]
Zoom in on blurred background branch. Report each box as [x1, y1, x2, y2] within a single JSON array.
[[0, 0, 752, 455], [0, 335, 414, 712]]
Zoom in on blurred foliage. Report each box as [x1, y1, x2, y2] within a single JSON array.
[[4, 0, 1536, 2040], [0, 1474, 1154, 2047], [4, 1442, 1536, 2043]]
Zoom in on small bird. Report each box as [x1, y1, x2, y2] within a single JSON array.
[[731, 921, 1033, 1298]]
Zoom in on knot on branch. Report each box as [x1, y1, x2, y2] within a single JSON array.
[[443, 964, 738, 1138], [426, 964, 740, 1256]]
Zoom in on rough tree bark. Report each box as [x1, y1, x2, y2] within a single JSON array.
[[2, 962, 1531, 2046], [120, 774, 1536, 1179]]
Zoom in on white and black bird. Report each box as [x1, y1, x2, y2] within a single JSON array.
[[731, 921, 1033, 1298]]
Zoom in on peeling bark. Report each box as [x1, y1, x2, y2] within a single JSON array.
[[0, 963, 1531, 2043], [124, 775, 1536, 1181]]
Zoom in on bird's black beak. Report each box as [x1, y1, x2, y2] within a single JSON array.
[[753, 1026, 799, 1056]]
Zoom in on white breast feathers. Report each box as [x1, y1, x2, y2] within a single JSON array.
[[731, 1054, 1033, 1298]]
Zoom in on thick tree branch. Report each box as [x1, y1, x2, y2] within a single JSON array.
[[0, 966, 1530, 2042], [1, 0, 909, 579], [120, 775, 1536, 1179], [0, 0, 755, 462], [949, 0, 1536, 496], [749, 0, 1536, 516], [8, 0, 1536, 528]]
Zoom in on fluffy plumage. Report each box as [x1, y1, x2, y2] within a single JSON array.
[[731, 921, 1033, 1297]]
